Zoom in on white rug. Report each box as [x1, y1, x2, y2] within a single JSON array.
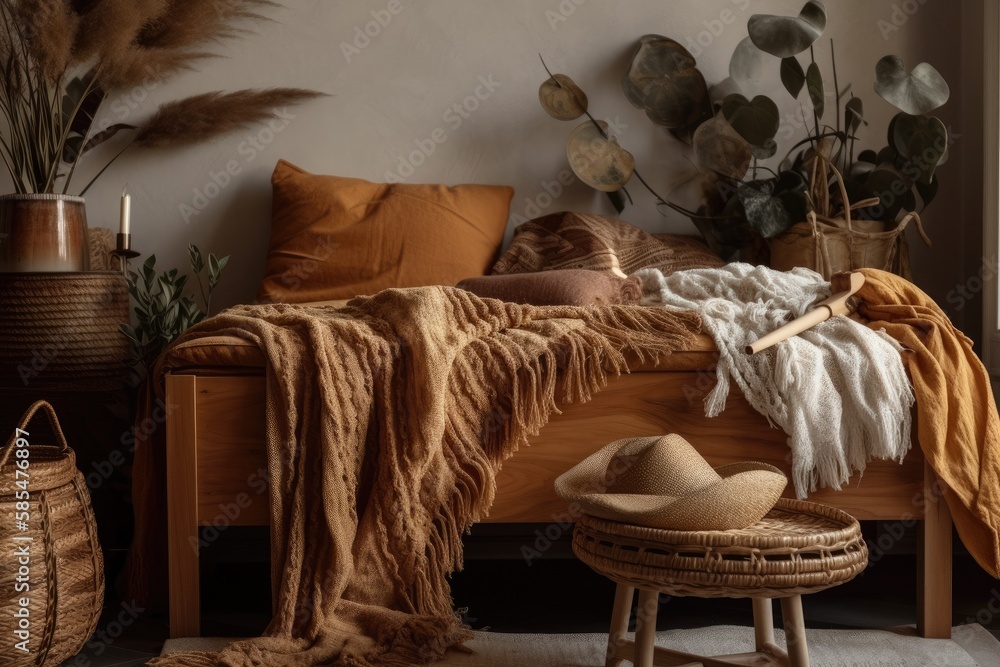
[[163, 624, 1000, 666]]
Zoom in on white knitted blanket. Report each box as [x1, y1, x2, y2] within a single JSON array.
[[635, 263, 914, 498]]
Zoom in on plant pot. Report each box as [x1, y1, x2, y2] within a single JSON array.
[[0, 194, 89, 272]]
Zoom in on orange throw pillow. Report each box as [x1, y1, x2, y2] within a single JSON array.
[[257, 160, 513, 303]]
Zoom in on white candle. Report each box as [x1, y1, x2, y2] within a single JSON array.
[[120, 186, 131, 236]]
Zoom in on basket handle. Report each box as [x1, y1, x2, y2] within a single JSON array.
[[0, 401, 71, 468], [810, 152, 931, 248], [896, 211, 933, 247]]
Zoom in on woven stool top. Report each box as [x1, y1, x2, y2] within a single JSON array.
[[573, 498, 868, 599]]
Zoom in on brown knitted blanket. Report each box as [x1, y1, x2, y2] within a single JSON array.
[[149, 286, 700, 666]]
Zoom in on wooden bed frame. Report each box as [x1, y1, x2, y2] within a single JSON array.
[[164, 368, 954, 640]]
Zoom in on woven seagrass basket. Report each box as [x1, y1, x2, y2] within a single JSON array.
[[0, 272, 129, 391], [0, 401, 104, 666], [573, 498, 867, 599], [765, 152, 932, 281]]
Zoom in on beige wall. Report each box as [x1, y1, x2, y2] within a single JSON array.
[[10, 0, 979, 335]]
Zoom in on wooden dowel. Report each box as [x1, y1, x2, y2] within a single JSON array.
[[745, 272, 865, 355]]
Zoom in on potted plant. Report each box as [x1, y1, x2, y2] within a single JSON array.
[[0, 0, 321, 272], [539, 0, 945, 278]]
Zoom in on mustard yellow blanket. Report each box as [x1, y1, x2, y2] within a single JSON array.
[[857, 269, 1000, 578]]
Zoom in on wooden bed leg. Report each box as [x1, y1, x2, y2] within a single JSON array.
[[167, 374, 202, 638], [917, 460, 952, 639]]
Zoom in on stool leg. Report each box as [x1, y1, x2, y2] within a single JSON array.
[[605, 583, 634, 667], [752, 598, 775, 651], [780, 595, 810, 667], [634, 589, 659, 667]]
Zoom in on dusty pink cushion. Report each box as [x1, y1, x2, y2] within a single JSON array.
[[456, 269, 642, 306]]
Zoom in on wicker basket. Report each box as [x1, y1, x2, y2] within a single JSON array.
[[0, 272, 129, 391], [573, 498, 868, 599], [0, 401, 104, 666]]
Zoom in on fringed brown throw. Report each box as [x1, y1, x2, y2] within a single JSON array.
[[149, 286, 700, 666]]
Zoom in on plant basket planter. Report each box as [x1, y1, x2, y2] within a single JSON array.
[[766, 153, 932, 280], [767, 211, 927, 280], [0, 272, 129, 392]]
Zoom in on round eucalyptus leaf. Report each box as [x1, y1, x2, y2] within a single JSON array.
[[721, 93, 780, 148], [566, 120, 635, 192], [729, 36, 776, 93], [891, 113, 947, 184], [873, 55, 950, 115], [539, 74, 589, 120], [747, 0, 827, 58], [622, 35, 710, 130], [642, 68, 712, 128], [621, 35, 693, 106], [693, 116, 751, 181]]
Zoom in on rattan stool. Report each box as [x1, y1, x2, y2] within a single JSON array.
[[573, 498, 868, 667]]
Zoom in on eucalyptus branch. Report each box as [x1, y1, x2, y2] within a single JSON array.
[[540, 54, 676, 210]]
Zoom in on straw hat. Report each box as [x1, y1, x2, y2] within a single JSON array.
[[555, 434, 787, 531]]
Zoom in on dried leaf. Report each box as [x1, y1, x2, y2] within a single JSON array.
[[623, 35, 711, 131], [539, 73, 588, 121], [693, 116, 751, 181], [566, 120, 635, 192], [15, 0, 79, 81]]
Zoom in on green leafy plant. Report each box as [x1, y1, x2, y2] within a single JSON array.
[[539, 0, 947, 262], [0, 1, 323, 195], [120, 245, 229, 382]]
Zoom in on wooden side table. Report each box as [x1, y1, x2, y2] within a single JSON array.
[[573, 499, 868, 667]]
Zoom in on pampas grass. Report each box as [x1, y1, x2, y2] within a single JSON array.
[[136, 89, 324, 148], [0, 0, 323, 195]]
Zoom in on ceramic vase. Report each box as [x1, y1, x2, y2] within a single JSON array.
[[0, 194, 89, 272]]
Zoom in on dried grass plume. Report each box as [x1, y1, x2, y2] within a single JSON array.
[[136, 89, 326, 149], [0, 0, 325, 194]]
